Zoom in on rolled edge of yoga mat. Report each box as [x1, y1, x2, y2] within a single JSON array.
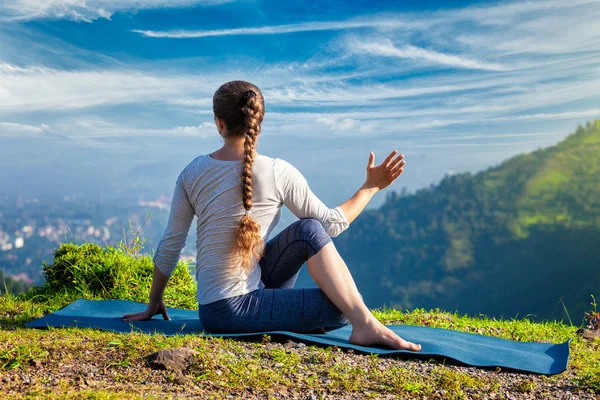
[[24, 298, 571, 375]]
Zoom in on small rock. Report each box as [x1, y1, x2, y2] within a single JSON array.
[[30, 359, 42, 368], [296, 342, 307, 348], [274, 362, 284, 368], [145, 348, 199, 372], [577, 328, 600, 341], [84, 379, 98, 388]]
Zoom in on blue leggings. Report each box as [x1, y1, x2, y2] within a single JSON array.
[[198, 218, 351, 333]]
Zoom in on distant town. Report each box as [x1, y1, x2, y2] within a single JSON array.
[[0, 194, 196, 286]]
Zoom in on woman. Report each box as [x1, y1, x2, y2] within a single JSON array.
[[123, 80, 421, 351]]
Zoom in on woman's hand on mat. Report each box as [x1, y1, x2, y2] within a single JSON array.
[[122, 298, 171, 322], [365, 150, 405, 191]]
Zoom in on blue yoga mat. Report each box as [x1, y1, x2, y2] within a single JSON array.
[[25, 299, 570, 375]]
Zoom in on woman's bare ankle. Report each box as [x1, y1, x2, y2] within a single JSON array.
[[346, 308, 378, 328]]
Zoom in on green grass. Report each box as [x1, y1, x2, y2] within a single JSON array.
[[0, 241, 599, 398]]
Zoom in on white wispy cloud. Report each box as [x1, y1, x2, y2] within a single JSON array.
[[261, 80, 507, 106], [346, 38, 508, 71], [0, 121, 49, 135], [132, 16, 425, 38], [486, 109, 600, 123], [0, 63, 215, 111], [175, 122, 215, 136], [440, 131, 567, 141], [402, 139, 565, 149], [448, 0, 598, 25], [16, 116, 220, 141], [315, 116, 359, 132], [0, 0, 235, 22]]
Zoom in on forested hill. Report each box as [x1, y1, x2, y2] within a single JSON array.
[[334, 120, 600, 322]]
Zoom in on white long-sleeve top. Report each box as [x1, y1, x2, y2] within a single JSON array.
[[153, 153, 350, 305]]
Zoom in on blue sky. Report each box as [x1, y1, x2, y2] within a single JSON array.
[[1, 0, 600, 208]]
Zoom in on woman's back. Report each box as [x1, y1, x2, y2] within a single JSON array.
[[155, 152, 349, 305], [185, 153, 282, 305]]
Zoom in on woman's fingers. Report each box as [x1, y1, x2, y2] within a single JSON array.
[[123, 311, 152, 322], [123, 312, 144, 322], [390, 160, 406, 175], [388, 154, 405, 171], [122, 302, 171, 322], [391, 168, 404, 180], [389, 154, 404, 168], [381, 150, 398, 168], [159, 304, 171, 321]]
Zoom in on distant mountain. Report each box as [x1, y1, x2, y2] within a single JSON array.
[[333, 120, 600, 322]]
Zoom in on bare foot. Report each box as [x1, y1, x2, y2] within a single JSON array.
[[349, 318, 422, 351]]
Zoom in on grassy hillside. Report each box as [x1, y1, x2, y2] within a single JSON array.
[[0, 242, 599, 398], [511, 120, 600, 235], [335, 120, 600, 322]]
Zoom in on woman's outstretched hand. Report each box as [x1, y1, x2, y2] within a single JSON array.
[[122, 298, 171, 322], [365, 150, 405, 191]]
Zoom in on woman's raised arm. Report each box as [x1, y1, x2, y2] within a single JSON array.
[[275, 150, 405, 233]]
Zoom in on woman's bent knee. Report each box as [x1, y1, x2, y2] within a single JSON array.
[[296, 218, 331, 257], [298, 217, 324, 231]]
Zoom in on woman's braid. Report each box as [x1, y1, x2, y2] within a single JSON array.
[[235, 90, 265, 271]]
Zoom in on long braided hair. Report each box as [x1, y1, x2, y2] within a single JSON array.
[[212, 80, 266, 272]]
